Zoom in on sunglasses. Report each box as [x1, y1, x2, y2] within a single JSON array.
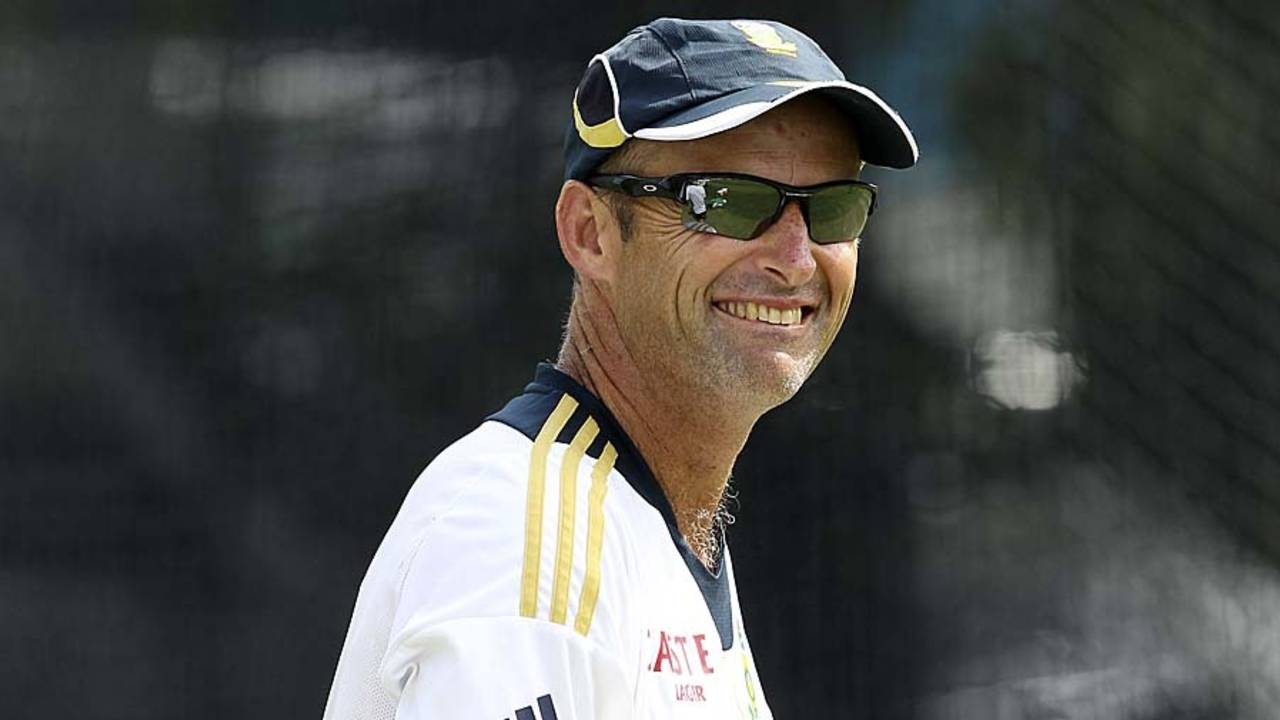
[[587, 172, 878, 244]]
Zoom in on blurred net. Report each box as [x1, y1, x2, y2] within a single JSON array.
[[1, 0, 1278, 717]]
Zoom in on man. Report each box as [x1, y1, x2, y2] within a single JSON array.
[[324, 17, 916, 719]]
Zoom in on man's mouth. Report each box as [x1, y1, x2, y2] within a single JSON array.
[[712, 300, 813, 327]]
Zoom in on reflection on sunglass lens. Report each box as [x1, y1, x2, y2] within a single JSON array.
[[681, 178, 781, 239], [809, 185, 874, 243]]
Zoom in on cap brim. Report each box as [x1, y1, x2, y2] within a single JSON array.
[[632, 80, 918, 169]]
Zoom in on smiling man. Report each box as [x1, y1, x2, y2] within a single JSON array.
[[325, 17, 916, 720]]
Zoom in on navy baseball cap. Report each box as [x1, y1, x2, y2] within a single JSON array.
[[564, 18, 919, 181]]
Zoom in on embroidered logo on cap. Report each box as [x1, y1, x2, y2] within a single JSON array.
[[730, 21, 798, 58]]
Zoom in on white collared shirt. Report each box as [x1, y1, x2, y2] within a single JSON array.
[[323, 364, 772, 719]]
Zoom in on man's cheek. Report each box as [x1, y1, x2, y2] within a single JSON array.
[[820, 286, 856, 351]]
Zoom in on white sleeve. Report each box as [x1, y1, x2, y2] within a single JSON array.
[[382, 615, 633, 719]]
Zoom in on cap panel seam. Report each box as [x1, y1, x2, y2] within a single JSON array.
[[643, 26, 696, 103]]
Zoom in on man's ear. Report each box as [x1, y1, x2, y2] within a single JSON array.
[[555, 180, 621, 284]]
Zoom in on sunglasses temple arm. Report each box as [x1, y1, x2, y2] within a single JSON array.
[[619, 176, 680, 198]]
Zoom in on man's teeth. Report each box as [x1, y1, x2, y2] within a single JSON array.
[[715, 301, 804, 326]]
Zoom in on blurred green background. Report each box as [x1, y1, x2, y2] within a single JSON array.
[[2, 0, 1279, 717]]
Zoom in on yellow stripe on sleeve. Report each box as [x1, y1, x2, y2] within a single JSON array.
[[574, 442, 616, 636], [549, 418, 599, 624], [519, 395, 579, 618]]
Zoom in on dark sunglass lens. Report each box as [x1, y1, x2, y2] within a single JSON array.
[[681, 178, 782, 240], [809, 185, 874, 243]]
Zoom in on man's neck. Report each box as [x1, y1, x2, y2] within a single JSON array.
[[556, 309, 757, 570]]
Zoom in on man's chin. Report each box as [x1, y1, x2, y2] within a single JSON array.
[[723, 350, 815, 408]]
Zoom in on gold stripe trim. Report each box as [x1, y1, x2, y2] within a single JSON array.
[[572, 91, 627, 149], [574, 442, 616, 636], [550, 418, 599, 624], [519, 395, 579, 618]]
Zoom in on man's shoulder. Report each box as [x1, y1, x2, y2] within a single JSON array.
[[398, 412, 646, 528], [369, 366, 681, 648], [397, 411, 653, 571], [379, 400, 660, 645], [414, 419, 533, 492]]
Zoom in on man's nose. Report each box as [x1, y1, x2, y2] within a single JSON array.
[[754, 201, 817, 287]]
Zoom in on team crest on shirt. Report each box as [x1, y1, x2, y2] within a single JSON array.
[[733, 615, 762, 719], [741, 651, 760, 719]]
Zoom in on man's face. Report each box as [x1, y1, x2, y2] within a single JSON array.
[[604, 96, 863, 409]]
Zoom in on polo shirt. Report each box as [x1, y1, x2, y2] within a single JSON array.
[[324, 364, 772, 719]]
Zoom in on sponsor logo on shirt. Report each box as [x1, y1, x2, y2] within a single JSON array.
[[505, 693, 558, 720], [646, 629, 717, 703]]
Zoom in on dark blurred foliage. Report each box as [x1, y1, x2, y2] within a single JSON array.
[[2, 0, 1279, 718]]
